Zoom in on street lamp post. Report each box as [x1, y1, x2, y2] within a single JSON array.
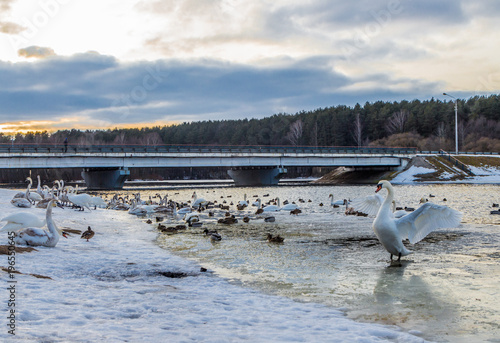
[[443, 92, 458, 154]]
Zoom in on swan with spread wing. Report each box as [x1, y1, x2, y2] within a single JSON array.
[[351, 180, 462, 263]]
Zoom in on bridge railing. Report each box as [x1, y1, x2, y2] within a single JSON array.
[[0, 143, 419, 155]]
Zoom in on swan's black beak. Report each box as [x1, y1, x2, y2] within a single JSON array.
[[375, 184, 382, 193]]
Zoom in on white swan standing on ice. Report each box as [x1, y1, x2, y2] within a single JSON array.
[[353, 180, 462, 263], [14, 200, 66, 247], [68, 192, 93, 211]]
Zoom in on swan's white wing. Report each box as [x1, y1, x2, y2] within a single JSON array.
[[350, 194, 384, 216], [395, 202, 462, 244], [0, 223, 22, 232]]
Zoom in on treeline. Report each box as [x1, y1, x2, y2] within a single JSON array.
[[3, 94, 500, 152]]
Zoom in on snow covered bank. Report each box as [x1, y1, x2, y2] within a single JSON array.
[[0, 189, 426, 342], [391, 155, 500, 184]]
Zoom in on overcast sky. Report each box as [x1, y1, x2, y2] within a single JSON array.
[[0, 0, 499, 133]]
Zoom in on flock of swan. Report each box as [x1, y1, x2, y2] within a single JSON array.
[[2, 176, 464, 265], [2, 177, 102, 247]]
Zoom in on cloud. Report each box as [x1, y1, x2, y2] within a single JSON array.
[[0, 0, 25, 34], [0, 0, 498, 132], [0, 50, 452, 133], [18, 45, 56, 58]]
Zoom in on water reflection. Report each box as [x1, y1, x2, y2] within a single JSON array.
[[359, 262, 459, 339]]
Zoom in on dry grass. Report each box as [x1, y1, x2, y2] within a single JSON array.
[[455, 155, 500, 168], [0, 245, 37, 255]]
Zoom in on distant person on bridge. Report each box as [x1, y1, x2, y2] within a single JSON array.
[[64, 137, 68, 152]]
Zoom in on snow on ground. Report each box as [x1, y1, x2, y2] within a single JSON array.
[[0, 189, 426, 343], [390, 167, 435, 184]]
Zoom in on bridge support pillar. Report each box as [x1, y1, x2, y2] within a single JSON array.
[[81, 167, 130, 190], [227, 166, 287, 186]]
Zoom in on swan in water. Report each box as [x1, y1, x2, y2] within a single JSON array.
[[237, 194, 249, 208], [328, 194, 345, 207], [256, 198, 281, 212], [192, 192, 209, 208], [14, 200, 66, 247], [353, 180, 462, 263], [1, 212, 46, 232], [281, 201, 300, 211]]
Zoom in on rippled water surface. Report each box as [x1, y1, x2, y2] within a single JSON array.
[[105, 183, 499, 342]]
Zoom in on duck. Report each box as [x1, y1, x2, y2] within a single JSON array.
[[81, 226, 95, 242], [158, 224, 179, 233], [362, 180, 462, 264], [264, 216, 275, 222], [266, 233, 284, 243], [203, 228, 221, 241], [1, 212, 46, 232], [289, 208, 302, 215], [218, 216, 238, 225], [14, 200, 66, 247]]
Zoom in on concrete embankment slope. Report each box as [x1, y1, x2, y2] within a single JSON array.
[[313, 155, 500, 184]]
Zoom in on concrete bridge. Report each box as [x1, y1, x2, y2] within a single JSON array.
[[0, 144, 417, 189]]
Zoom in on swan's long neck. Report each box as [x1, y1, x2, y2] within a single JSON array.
[[276, 197, 280, 207], [381, 185, 395, 214], [46, 201, 60, 245]]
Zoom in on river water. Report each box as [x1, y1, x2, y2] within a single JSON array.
[[101, 183, 499, 342]]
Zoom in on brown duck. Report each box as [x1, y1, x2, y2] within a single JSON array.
[[81, 226, 95, 242]]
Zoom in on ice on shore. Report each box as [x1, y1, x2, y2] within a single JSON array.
[[0, 189, 426, 342]]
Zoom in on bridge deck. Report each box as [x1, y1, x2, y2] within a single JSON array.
[[0, 144, 418, 169]]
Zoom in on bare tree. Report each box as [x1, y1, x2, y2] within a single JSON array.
[[113, 132, 126, 145], [352, 113, 363, 147], [436, 122, 447, 148], [385, 110, 409, 134], [286, 119, 303, 146], [142, 132, 163, 146]]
